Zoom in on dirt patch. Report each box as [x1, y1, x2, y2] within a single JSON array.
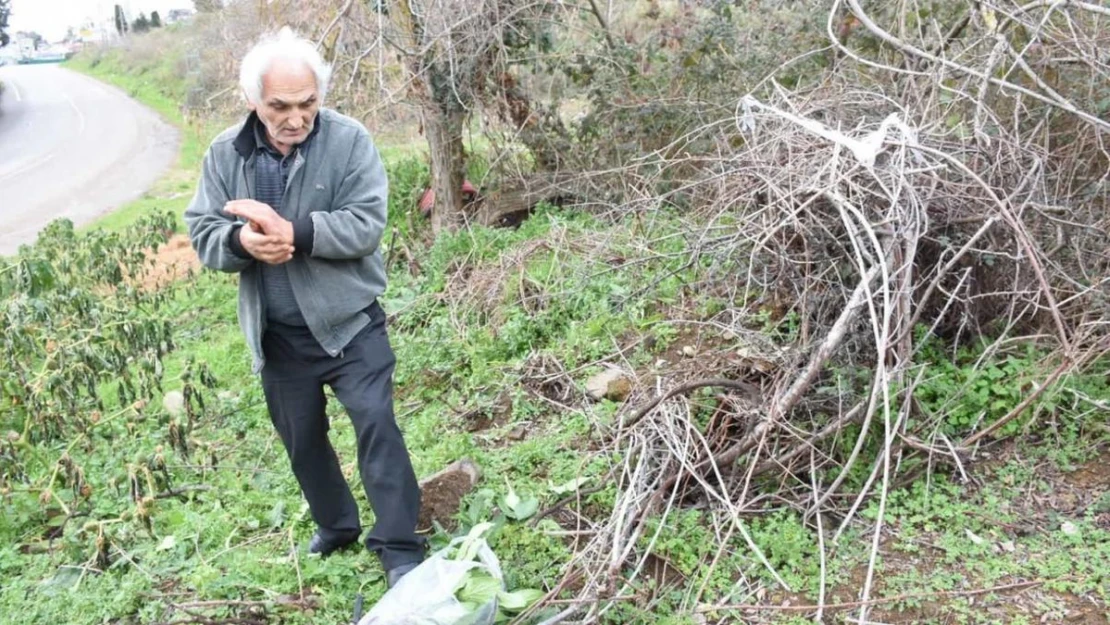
[[459, 392, 536, 450], [1066, 454, 1110, 529], [1068, 456, 1110, 491], [519, 352, 580, 407], [765, 544, 953, 624], [1045, 591, 1110, 624], [416, 459, 481, 534], [650, 329, 702, 370], [867, 587, 1105, 624], [968, 442, 1110, 524], [138, 233, 200, 291], [778, 572, 1064, 624], [645, 319, 782, 388], [640, 553, 687, 590], [1017, 447, 1109, 519], [461, 392, 513, 433], [744, 448, 1110, 623], [417, 471, 473, 533]]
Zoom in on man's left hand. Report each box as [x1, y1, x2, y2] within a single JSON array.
[[224, 200, 293, 244]]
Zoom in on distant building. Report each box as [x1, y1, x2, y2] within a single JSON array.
[[69, 2, 123, 45], [76, 17, 118, 45], [15, 36, 36, 57]]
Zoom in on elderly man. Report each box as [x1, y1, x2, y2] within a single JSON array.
[[185, 28, 424, 587]]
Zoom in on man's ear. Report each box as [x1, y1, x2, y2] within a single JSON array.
[[244, 90, 257, 112]]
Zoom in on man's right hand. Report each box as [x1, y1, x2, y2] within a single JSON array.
[[240, 225, 294, 264]]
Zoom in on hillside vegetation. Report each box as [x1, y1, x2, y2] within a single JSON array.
[[1, 2, 1108, 624]]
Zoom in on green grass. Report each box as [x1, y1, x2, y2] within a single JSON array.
[[10, 185, 1104, 623], [2, 40, 1105, 625], [65, 53, 186, 124], [0, 206, 687, 623], [853, 465, 1110, 624], [8, 46, 663, 623], [0, 139, 723, 621]]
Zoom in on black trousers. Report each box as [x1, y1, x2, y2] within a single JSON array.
[[260, 302, 425, 569]]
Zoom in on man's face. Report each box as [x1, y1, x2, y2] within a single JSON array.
[[249, 61, 320, 153]]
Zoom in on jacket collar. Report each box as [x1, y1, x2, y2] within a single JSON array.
[[233, 110, 323, 159]]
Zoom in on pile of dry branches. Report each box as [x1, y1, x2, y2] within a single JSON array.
[[520, 1, 1110, 622]]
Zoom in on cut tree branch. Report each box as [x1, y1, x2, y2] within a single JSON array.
[[586, 0, 616, 49], [834, 0, 1110, 133]]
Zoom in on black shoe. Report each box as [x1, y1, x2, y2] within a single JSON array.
[[386, 561, 420, 588], [307, 531, 360, 557]]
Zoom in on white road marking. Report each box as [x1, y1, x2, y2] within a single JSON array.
[[0, 66, 181, 255], [0, 152, 56, 183], [65, 92, 86, 135]]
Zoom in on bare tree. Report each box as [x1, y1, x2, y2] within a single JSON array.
[[386, 0, 556, 233]]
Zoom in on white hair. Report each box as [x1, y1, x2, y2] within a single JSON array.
[[239, 27, 332, 104]]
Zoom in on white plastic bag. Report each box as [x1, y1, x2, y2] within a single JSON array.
[[358, 532, 504, 625]]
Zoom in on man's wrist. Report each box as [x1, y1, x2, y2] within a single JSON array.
[[291, 216, 314, 256], [228, 224, 252, 259]]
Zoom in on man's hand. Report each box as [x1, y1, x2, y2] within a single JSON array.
[[239, 225, 294, 264], [224, 200, 294, 244]]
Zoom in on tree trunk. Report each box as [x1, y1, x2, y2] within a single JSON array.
[[392, 1, 470, 235], [424, 105, 467, 234]]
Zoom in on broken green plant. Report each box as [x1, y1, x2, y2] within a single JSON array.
[[446, 523, 545, 622], [499, 479, 540, 522]]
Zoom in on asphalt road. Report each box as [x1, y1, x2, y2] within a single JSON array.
[[0, 64, 179, 255]]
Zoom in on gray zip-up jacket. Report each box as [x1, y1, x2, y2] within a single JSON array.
[[185, 108, 389, 373]]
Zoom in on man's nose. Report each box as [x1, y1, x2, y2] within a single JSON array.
[[287, 117, 303, 130]]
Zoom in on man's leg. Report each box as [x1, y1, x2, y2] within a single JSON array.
[[261, 329, 362, 545], [325, 304, 425, 570]]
